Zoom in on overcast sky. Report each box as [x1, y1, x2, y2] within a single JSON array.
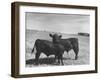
[[26, 12, 90, 34]]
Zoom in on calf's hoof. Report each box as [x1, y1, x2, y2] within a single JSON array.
[[62, 63, 64, 65], [35, 62, 39, 65]]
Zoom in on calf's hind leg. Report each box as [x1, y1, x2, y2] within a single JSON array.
[[73, 48, 78, 60]]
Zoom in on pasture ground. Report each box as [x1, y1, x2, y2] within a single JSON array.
[[25, 30, 89, 67]]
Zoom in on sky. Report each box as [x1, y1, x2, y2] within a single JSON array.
[[26, 12, 90, 34]]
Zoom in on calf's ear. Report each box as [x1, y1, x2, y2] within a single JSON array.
[[49, 34, 53, 37], [59, 35, 62, 38]]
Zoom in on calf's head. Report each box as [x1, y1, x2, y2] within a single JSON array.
[[49, 33, 62, 43]]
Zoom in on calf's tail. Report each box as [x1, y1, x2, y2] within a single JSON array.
[[31, 43, 36, 54]]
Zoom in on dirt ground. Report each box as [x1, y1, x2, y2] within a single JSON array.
[[25, 30, 89, 67]]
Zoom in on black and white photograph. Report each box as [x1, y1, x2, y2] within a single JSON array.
[[25, 13, 90, 67], [11, 2, 97, 78]]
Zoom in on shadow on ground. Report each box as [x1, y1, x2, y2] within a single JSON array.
[[26, 57, 72, 65]]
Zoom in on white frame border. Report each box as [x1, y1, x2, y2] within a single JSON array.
[[19, 5, 96, 75]]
